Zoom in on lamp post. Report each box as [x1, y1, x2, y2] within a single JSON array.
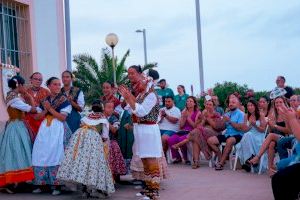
[[105, 33, 119, 86], [195, 0, 204, 93], [64, 0, 72, 71], [136, 29, 148, 66]]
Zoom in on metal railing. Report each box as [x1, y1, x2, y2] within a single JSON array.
[[0, 0, 32, 79]]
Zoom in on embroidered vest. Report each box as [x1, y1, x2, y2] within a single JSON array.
[[132, 91, 160, 124], [7, 107, 24, 121]]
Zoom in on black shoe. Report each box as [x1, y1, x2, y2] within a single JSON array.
[[242, 163, 251, 172], [185, 160, 191, 165]]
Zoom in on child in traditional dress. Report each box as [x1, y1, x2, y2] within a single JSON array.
[[57, 100, 115, 198], [103, 101, 127, 182]]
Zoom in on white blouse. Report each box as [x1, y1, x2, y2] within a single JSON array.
[[128, 92, 157, 118], [77, 91, 85, 109], [7, 97, 32, 112]]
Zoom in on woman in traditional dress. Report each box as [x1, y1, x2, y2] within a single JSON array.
[[61, 70, 85, 133], [32, 77, 72, 195], [101, 82, 120, 108], [57, 99, 115, 198], [119, 76, 162, 200], [236, 99, 267, 172], [103, 101, 127, 182], [24, 72, 50, 142], [0, 75, 39, 193]]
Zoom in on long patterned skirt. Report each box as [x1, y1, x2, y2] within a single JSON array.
[[109, 140, 127, 176], [57, 127, 115, 193], [0, 120, 34, 187], [189, 127, 220, 159]]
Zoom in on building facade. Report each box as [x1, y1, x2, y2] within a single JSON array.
[[0, 0, 68, 125]]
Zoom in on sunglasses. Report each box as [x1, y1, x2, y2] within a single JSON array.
[[32, 78, 43, 81]]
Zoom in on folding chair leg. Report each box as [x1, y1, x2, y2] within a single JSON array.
[[258, 154, 265, 175], [209, 152, 215, 168], [233, 151, 238, 171], [166, 148, 172, 164]]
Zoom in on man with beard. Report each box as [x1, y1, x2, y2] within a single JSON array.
[[208, 96, 245, 170]]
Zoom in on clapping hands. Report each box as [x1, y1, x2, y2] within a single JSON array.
[[278, 104, 297, 121], [118, 85, 131, 100], [43, 101, 51, 111]]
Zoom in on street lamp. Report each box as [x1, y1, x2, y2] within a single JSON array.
[[105, 33, 119, 86], [195, 0, 204, 93], [136, 29, 148, 66]]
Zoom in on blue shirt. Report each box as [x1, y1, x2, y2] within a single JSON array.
[[224, 109, 244, 137]]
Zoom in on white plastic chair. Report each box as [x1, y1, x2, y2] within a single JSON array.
[[218, 142, 238, 170], [166, 148, 173, 164], [258, 125, 269, 174]]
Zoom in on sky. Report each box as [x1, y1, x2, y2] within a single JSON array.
[[70, 0, 300, 95]]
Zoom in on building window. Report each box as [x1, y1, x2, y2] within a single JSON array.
[[0, 0, 31, 76]]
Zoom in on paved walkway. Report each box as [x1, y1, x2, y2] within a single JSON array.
[[0, 164, 273, 200]]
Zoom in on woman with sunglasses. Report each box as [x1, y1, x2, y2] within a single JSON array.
[[24, 72, 50, 142]]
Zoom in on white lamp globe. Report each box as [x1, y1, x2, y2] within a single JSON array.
[[105, 33, 119, 48]]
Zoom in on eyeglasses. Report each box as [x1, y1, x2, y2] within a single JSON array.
[[32, 78, 43, 81]]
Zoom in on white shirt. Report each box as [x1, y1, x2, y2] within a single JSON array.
[[129, 92, 157, 118], [7, 97, 42, 113], [7, 97, 32, 112], [158, 106, 181, 132], [77, 91, 85, 109]]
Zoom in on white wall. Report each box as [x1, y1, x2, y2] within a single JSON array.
[[0, 0, 66, 127], [33, 0, 66, 81]]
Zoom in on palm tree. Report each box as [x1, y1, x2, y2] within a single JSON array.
[[73, 48, 130, 104], [141, 63, 158, 72]]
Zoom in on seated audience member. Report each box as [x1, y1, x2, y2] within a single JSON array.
[[225, 92, 245, 112], [212, 95, 224, 116], [244, 89, 255, 101], [249, 96, 291, 176], [258, 96, 272, 119], [236, 99, 267, 172], [275, 76, 294, 99], [173, 98, 225, 169], [272, 104, 300, 200], [174, 85, 189, 111], [276, 95, 300, 160], [167, 96, 201, 164], [208, 96, 245, 170], [159, 96, 181, 154]]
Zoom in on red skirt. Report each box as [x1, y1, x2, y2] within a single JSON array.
[[109, 140, 127, 176], [24, 114, 44, 142]]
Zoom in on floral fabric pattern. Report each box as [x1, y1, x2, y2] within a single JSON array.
[[57, 127, 115, 194]]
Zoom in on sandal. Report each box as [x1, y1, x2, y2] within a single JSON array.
[[215, 162, 224, 170], [192, 161, 200, 169], [249, 156, 259, 167], [268, 168, 277, 178]]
